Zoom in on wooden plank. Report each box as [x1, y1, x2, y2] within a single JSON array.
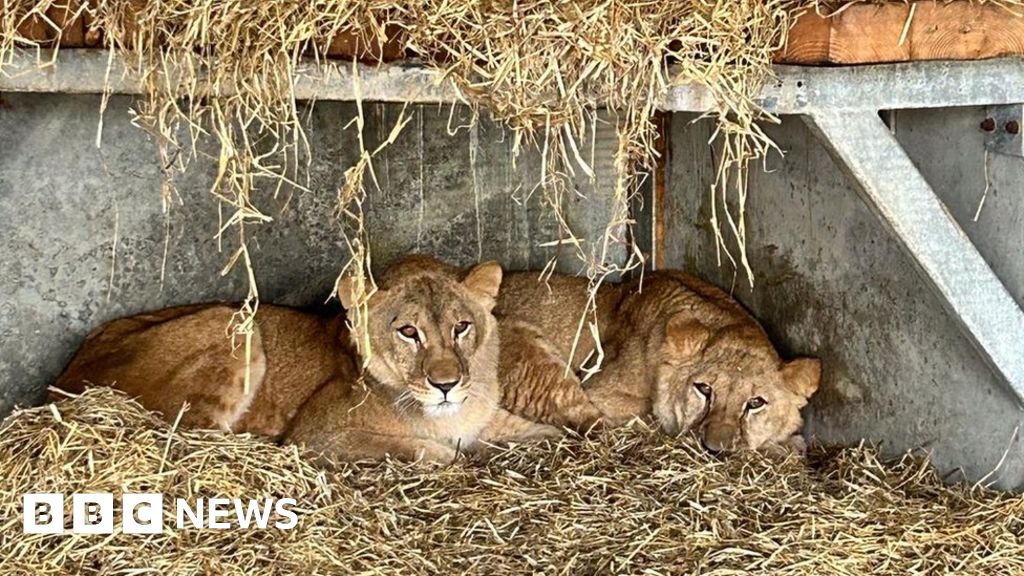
[[778, 7, 833, 65], [5, 3, 86, 47], [778, 1, 1024, 65], [651, 111, 669, 270], [3, 2, 402, 60], [829, 3, 911, 64], [14, 11, 54, 44], [909, 2, 1024, 61], [326, 25, 405, 62], [6, 1, 1023, 67], [52, 3, 86, 48]]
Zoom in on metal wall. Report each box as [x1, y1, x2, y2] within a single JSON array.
[[662, 109, 1024, 488], [7, 92, 1021, 488], [0, 93, 623, 416]]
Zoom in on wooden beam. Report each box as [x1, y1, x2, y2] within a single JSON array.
[[778, 1, 1024, 65], [777, 7, 833, 65], [651, 111, 669, 270], [325, 25, 406, 62], [1, 2, 402, 59]]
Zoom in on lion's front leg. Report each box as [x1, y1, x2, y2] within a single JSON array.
[[477, 408, 563, 445], [294, 428, 459, 465]]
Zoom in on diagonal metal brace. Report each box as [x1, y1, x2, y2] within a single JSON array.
[[804, 111, 1024, 402]]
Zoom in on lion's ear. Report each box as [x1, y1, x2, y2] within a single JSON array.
[[662, 314, 711, 363], [463, 261, 503, 307], [336, 275, 379, 310], [781, 358, 821, 398], [336, 276, 357, 310]]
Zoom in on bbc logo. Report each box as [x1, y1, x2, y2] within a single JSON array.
[[24, 493, 299, 534], [24, 493, 163, 535]]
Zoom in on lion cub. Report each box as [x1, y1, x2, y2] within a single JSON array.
[[497, 270, 821, 454], [56, 256, 553, 462]]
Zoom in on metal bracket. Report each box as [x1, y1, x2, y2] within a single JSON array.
[[983, 104, 1024, 157], [805, 111, 1024, 402]]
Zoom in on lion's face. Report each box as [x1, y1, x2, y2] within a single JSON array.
[[652, 315, 820, 453], [340, 259, 502, 419]]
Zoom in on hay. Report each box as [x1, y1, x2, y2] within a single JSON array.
[[3, 388, 1024, 575]]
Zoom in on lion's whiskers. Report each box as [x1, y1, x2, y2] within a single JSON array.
[[393, 390, 419, 415]]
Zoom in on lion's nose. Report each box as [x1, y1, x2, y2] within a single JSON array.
[[428, 378, 459, 395], [701, 426, 735, 455], [701, 439, 723, 456]]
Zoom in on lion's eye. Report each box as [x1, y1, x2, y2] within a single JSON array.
[[693, 382, 712, 397], [746, 396, 767, 412], [397, 325, 420, 342], [454, 321, 472, 338]]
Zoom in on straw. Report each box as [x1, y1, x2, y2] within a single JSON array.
[[3, 388, 1023, 575]]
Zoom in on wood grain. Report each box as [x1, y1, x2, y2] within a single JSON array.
[[51, 3, 86, 48], [14, 11, 54, 44], [651, 111, 669, 270], [778, 1, 1024, 64], [4, 1, 1022, 66], [325, 25, 406, 63], [779, 7, 833, 65]]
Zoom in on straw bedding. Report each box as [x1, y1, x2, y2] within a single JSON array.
[[3, 388, 1023, 575], [4, 10, 1024, 570]]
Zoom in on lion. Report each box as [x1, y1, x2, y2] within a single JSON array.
[[54, 303, 334, 437], [496, 318, 604, 431], [286, 256, 559, 462], [492, 273, 621, 431], [55, 256, 556, 462], [495, 270, 821, 454]]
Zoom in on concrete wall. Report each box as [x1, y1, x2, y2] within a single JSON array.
[[0, 93, 625, 416], [662, 108, 1024, 488]]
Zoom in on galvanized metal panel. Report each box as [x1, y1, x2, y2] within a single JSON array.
[[0, 93, 630, 416], [661, 111, 1024, 487], [0, 49, 455, 103], [984, 104, 1024, 158], [804, 110, 1024, 401], [665, 58, 1024, 113]]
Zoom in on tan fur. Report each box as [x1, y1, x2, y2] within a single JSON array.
[[56, 256, 557, 462], [55, 304, 347, 437], [488, 273, 617, 431], [496, 319, 603, 430], [495, 272, 622, 365], [286, 256, 558, 462], [496, 270, 821, 453]]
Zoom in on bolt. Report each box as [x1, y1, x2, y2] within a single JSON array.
[[1007, 120, 1020, 135], [980, 117, 996, 132]]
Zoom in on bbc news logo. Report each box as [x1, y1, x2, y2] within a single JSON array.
[[23, 493, 299, 534]]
